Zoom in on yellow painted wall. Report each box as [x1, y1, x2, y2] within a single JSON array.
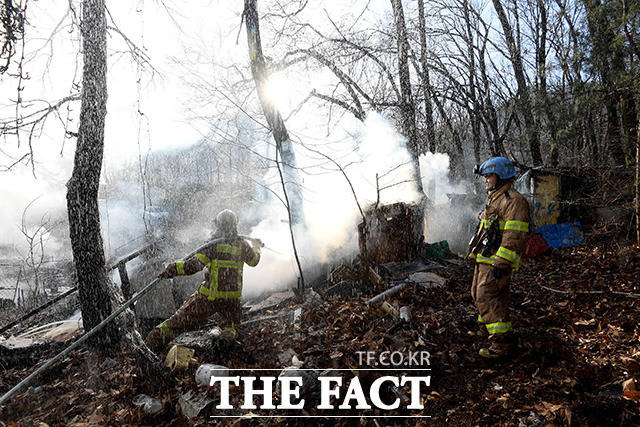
[[533, 175, 560, 226]]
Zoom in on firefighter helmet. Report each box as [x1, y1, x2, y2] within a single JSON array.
[[215, 209, 238, 229], [474, 157, 517, 180]]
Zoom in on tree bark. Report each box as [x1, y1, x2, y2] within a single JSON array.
[[66, 0, 120, 349], [478, 35, 507, 157], [536, 0, 560, 166], [492, 0, 543, 165], [582, 0, 626, 165], [635, 88, 640, 246], [431, 89, 466, 180], [462, 0, 482, 167], [390, 0, 424, 193], [417, 0, 436, 153], [244, 0, 304, 225]]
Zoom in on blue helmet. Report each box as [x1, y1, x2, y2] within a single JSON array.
[[474, 157, 517, 180]]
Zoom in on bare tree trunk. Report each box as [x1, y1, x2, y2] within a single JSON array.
[[390, 0, 424, 193], [636, 91, 640, 245], [431, 91, 466, 179], [582, 0, 626, 166], [536, 0, 559, 166], [244, 0, 304, 224], [66, 0, 120, 349], [417, 0, 436, 153], [463, 0, 481, 167], [492, 0, 543, 165], [478, 33, 507, 156]]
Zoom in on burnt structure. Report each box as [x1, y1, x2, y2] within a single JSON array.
[[358, 202, 427, 265]]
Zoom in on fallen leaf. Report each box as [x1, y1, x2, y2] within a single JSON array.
[[622, 378, 640, 401], [534, 401, 564, 417]]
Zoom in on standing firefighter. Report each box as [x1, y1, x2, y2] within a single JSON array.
[[468, 157, 530, 358], [146, 209, 261, 352]]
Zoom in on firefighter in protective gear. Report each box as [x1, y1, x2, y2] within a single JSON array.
[[469, 157, 530, 358], [146, 209, 261, 352]]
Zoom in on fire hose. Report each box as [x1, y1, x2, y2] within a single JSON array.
[[0, 235, 261, 407]]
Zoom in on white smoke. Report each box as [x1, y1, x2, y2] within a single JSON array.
[[0, 111, 475, 301], [99, 197, 148, 259], [420, 152, 477, 253], [241, 113, 466, 296], [0, 162, 70, 260], [419, 152, 463, 204]]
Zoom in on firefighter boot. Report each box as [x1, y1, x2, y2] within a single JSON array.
[[479, 332, 513, 359], [467, 315, 489, 337], [468, 326, 489, 337], [220, 327, 238, 342]]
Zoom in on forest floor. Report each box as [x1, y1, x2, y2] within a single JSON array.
[[1, 239, 640, 426]]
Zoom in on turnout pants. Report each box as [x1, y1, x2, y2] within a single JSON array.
[[471, 263, 513, 344], [146, 291, 242, 351]]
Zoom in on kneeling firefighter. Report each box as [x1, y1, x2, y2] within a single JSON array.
[[146, 209, 261, 352], [468, 157, 530, 358]]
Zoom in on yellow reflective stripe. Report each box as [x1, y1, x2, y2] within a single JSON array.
[[199, 285, 242, 299], [213, 259, 244, 269], [160, 321, 174, 339], [210, 259, 219, 299], [195, 253, 210, 266], [475, 254, 495, 265], [200, 285, 242, 300], [496, 246, 522, 267], [504, 220, 529, 232], [199, 284, 210, 297], [486, 321, 513, 334], [175, 261, 185, 275], [202, 259, 244, 301], [216, 243, 241, 255], [477, 315, 486, 324], [212, 291, 241, 299], [481, 219, 506, 230]]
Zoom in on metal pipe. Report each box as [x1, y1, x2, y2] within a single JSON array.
[[365, 281, 445, 306], [365, 284, 407, 306], [0, 277, 162, 407]]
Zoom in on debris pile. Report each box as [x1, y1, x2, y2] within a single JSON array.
[[516, 166, 636, 247], [1, 233, 639, 424]]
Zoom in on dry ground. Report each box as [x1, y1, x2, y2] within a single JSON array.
[[1, 242, 639, 426]]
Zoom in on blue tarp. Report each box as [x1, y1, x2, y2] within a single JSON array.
[[535, 222, 584, 248]]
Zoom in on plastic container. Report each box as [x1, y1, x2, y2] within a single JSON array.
[[164, 345, 195, 372], [195, 364, 230, 386], [133, 394, 163, 414], [381, 301, 399, 317], [399, 306, 411, 323]]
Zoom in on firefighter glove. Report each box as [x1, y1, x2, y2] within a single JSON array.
[[158, 267, 173, 279]]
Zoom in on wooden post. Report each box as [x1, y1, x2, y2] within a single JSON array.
[[117, 262, 132, 300], [13, 267, 22, 303]]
